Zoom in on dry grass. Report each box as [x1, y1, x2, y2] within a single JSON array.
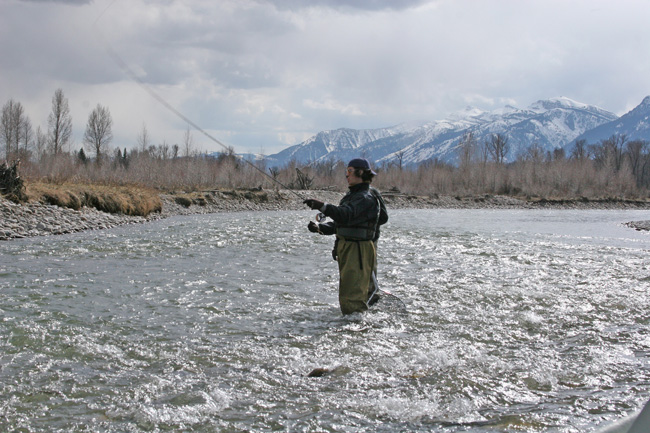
[[173, 191, 216, 207], [7, 145, 649, 214], [25, 182, 162, 217]]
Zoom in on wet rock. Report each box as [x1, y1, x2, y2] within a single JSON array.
[[306, 366, 350, 378], [3, 189, 650, 241], [307, 368, 330, 377]]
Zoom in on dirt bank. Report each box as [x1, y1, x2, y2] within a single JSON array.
[[2, 189, 649, 241]]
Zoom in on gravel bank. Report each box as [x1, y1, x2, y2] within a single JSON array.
[[2, 189, 649, 241]]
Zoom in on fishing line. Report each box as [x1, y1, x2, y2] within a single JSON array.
[[93, 1, 304, 199]]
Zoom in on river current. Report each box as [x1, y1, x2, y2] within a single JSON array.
[[1, 209, 649, 432]]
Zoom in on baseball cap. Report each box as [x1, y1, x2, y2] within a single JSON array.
[[347, 158, 377, 175]]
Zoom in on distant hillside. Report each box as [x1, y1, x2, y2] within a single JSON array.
[[573, 96, 650, 145], [265, 96, 650, 167]]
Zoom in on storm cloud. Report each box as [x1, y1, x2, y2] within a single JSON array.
[[1, 0, 649, 155]]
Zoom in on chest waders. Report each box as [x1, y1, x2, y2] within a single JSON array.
[[335, 236, 376, 314], [335, 194, 382, 314]]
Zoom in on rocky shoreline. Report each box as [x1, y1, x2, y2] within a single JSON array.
[[2, 189, 649, 240]]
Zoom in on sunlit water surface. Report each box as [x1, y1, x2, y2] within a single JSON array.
[[1, 209, 650, 432]]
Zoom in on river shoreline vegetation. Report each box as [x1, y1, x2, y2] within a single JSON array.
[[2, 136, 650, 216], [1, 91, 650, 221]]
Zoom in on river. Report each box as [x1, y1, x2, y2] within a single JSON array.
[[1, 209, 649, 432]]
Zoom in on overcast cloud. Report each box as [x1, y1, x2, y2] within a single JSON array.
[[1, 0, 649, 155]]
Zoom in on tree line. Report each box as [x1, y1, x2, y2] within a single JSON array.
[[1, 88, 116, 163], [0, 88, 203, 165], [366, 131, 649, 199], [1, 90, 649, 199]]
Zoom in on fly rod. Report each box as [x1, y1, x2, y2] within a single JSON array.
[[94, 3, 304, 199]]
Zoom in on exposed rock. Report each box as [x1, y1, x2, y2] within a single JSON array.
[[2, 189, 650, 241]]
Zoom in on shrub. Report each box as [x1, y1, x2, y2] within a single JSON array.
[[26, 182, 162, 217]]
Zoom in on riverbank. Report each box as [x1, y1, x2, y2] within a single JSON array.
[[1, 189, 649, 240]]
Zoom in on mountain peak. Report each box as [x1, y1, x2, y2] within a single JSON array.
[[529, 96, 589, 112], [448, 106, 485, 120], [573, 95, 650, 144], [265, 96, 646, 167]]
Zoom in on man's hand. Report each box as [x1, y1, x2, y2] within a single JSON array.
[[303, 199, 324, 210], [307, 221, 320, 233]]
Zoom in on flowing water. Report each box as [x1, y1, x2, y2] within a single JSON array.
[[1, 209, 649, 432]]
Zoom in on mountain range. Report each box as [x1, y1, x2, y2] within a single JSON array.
[[262, 96, 650, 167]]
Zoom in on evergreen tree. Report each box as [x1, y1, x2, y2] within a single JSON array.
[[77, 148, 87, 164]]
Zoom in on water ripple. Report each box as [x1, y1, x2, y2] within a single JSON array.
[[1, 209, 650, 432]]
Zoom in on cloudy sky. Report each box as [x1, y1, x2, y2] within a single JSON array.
[[1, 0, 649, 155]]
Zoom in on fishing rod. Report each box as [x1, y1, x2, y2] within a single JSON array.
[[93, 2, 304, 200]]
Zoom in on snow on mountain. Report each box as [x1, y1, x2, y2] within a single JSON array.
[[573, 96, 650, 145], [264, 96, 643, 167]]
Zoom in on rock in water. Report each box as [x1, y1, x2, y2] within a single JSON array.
[[306, 365, 350, 378], [307, 368, 330, 377]]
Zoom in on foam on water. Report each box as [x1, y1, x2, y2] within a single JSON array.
[[1, 209, 650, 432]]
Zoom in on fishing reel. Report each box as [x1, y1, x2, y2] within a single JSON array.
[[315, 212, 327, 223]]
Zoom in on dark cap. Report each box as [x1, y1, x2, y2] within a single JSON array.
[[347, 158, 377, 175]]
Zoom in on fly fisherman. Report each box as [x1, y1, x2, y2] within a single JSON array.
[[304, 158, 388, 315]]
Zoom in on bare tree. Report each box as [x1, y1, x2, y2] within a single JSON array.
[[593, 134, 628, 171], [552, 147, 565, 161], [394, 149, 406, 171], [570, 139, 589, 161], [137, 123, 150, 153], [1, 99, 34, 161], [524, 142, 545, 163], [158, 141, 170, 160], [458, 131, 477, 168], [1, 99, 27, 161], [182, 125, 193, 157], [34, 126, 48, 162], [83, 104, 113, 162], [19, 117, 34, 159], [626, 139, 649, 187], [479, 136, 490, 165], [48, 89, 73, 155], [486, 133, 509, 164]]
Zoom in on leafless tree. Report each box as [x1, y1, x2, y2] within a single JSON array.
[[593, 134, 628, 171], [34, 126, 48, 161], [570, 139, 589, 161], [84, 104, 113, 162], [458, 131, 477, 168], [48, 89, 73, 155], [524, 142, 545, 163], [486, 133, 509, 164], [626, 139, 649, 187], [137, 123, 150, 153], [182, 125, 194, 157], [552, 148, 565, 161], [19, 117, 34, 159], [1, 99, 34, 161], [394, 149, 406, 171], [479, 136, 490, 165], [158, 141, 170, 160], [1, 99, 28, 161]]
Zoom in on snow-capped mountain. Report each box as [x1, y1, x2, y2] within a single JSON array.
[[265, 96, 645, 167], [573, 96, 650, 145]]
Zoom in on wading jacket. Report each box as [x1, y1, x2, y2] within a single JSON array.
[[318, 183, 388, 241]]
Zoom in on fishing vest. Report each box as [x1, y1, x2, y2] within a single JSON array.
[[335, 185, 381, 241]]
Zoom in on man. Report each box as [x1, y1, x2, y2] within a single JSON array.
[[304, 158, 388, 315]]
